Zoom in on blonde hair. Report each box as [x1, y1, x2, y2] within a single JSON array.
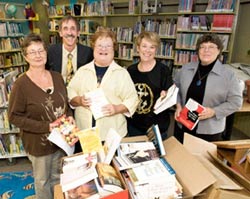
[[136, 31, 160, 48]]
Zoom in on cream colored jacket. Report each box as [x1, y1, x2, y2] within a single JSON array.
[[67, 60, 139, 140]]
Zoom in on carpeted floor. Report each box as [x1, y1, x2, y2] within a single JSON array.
[[0, 171, 36, 199]]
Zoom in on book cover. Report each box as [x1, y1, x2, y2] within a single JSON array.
[[64, 179, 100, 199], [96, 162, 124, 194], [61, 152, 98, 174], [177, 98, 205, 130], [77, 127, 103, 154], [85, 88, 109, 120], [73, 4, 82, 16], [212, 14, 234, 31], [199, 15, 209, 31], [0, 78, 8, 107], [190, 16, 200, 30], [102, 128, 122, 165], [64, 5, 72, 15], [56, 5, 65, 16], [146, 124, 166, 156], [60, 157, 99, 193], [153, 84, 179, 114], [125, 149, 159, 164], [115, 142, 159, 170], [125, 159, 176, 186]]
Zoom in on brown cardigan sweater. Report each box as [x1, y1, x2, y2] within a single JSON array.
[[8, 71, 72, 156]]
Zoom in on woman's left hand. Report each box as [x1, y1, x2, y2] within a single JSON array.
[[199, 107, 215, 120]]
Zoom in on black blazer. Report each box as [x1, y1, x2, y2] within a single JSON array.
[[46, 43, 93, 72]]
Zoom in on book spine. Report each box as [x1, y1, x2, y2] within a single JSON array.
[[160, 157, 176, 175]]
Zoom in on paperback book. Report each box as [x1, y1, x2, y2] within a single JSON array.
[[114, 142, 159, 170], [153, 84, 179, 114], [177, 98, 205, 130], [48, 115, 78, 156], [77, 127, 103, 154], [85, 88, 109, 120], [122, 158, 181, 199], [64, 179, 100, 199]]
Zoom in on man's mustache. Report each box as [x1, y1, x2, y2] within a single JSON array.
[[64, 35, 76, 38]]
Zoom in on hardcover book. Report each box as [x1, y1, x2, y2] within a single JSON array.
[[96, 162, 124, 194], [177, 98, 205, 130]]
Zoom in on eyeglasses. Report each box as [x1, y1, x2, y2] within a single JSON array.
[[199, 45, 218, 51], [95, 44, 113, 50], [26, 49, 46, 56]]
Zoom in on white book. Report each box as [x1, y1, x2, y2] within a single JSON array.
[[85, 88, 109, 120], [153, 84, 179, 114], [103, 128, 122, 165]]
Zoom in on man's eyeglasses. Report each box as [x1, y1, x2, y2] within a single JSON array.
[[26, 49, 46, 56]]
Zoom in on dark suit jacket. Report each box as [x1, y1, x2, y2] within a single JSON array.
[[46, 43, 93, 72]]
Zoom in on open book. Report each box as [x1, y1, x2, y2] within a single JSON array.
[[153, 84, 179, 114], [177, 98, 205, 130]]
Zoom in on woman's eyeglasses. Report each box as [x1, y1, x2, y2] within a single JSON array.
[[26, 49, 46, 56]]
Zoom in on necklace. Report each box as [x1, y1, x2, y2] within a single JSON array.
[[138, 61, 155, 72], [196, 69, 210, 86]]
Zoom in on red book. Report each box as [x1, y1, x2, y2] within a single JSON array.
[[212, 14, 234, 31], [177, 98, 205, 130]]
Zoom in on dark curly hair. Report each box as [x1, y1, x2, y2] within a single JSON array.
[[196, 34, 223, 54]]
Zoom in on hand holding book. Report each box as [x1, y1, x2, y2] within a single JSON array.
[[176, 98, 205, 130], [50, 115, 79, 146], [154, 84, 179, 114]]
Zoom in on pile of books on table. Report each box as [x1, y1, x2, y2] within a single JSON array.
[[113, 125, 183, 199], [54, 124, 128, 199]]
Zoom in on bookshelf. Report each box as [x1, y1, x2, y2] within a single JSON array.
[[174, 0, 239, 69], [47, 0, 239, 71], [0, 2, 37, 161]]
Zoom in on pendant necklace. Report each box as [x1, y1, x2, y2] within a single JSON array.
[[196, 69, 210, 86]]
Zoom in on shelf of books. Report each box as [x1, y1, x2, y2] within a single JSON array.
[[174, 0, 239, 69], [0, 108, 26, 159], [47, 0, 239, 74], [0, 3, 32, 161], [0, 69, 26, 160]]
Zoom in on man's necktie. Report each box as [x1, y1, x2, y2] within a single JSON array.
[[66, 53, 73, 85]]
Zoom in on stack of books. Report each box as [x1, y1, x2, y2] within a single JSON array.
[[113, 124, 183, 199]]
